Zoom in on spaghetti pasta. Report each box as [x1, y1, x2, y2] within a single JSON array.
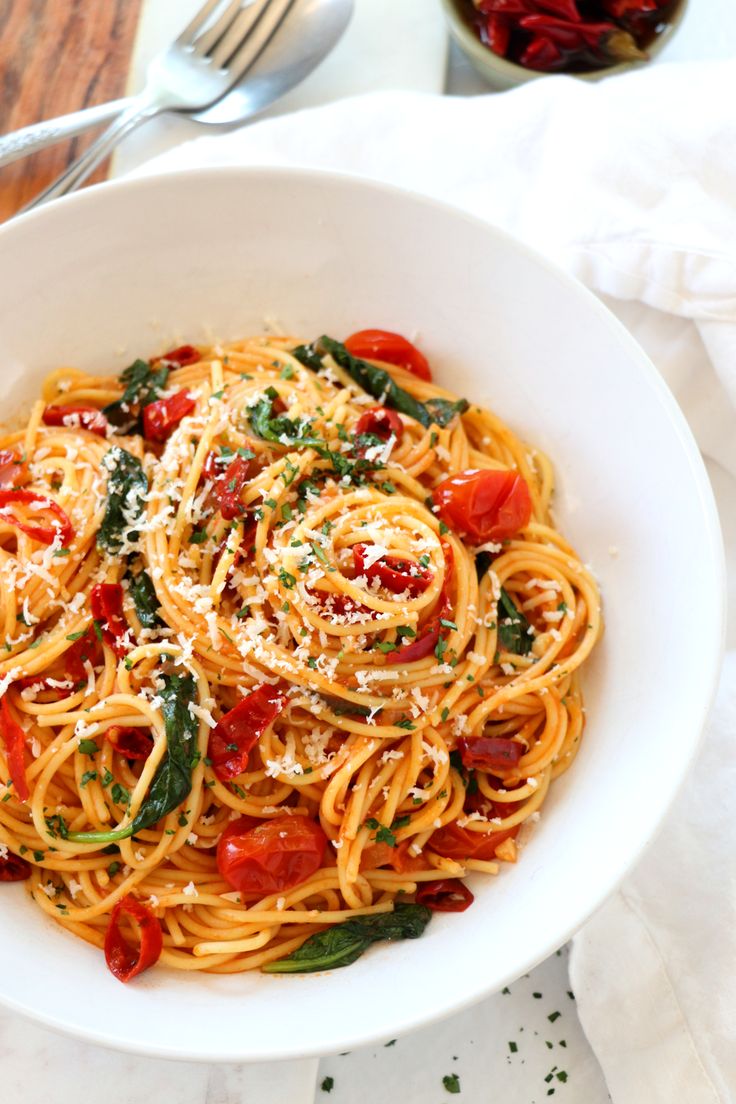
[[0, 330, 602, 979]]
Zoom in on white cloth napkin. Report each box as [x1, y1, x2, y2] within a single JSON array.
[[138, 60, 736, 1103]]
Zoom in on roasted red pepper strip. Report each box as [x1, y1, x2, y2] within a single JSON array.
[[104, 895, 163, 983], [0, 696, 29, 802], [90, 583, 129, 658], [142, 389, 196, 442], [42, 405, 108, 437], [0, 850, 31, 881], [0, 489, 73, 546], [106, 725, 153, 761], [0, 450, 30, 489], [353, 543, 433, 598], [152, 344, 201, 368], [416, 878, 474, 912], [458, 735, 524, 773], [208, 684, 288, 780], [214, 455, 255, 520], [345, 329, 432, 382], [354, 406, 404, 444]]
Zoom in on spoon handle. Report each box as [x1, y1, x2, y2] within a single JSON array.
[[0, 99, 133, 168]]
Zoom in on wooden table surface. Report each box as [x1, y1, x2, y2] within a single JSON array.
[[0, 0, 143, 221]]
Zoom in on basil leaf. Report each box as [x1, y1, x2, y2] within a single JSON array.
[[321, 696, 373, 718], [66, 673, 197, 844], [263, 902, 431, 974], [293, 337, 468, 429], [102, 359, 169, 433], [498, 588, 533, 656], [98, 447, 148, 554], [127, 565, 162, 629]]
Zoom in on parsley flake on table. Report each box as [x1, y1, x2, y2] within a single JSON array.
[[320, 1076, 334, 1092], [442, 1072, 461, 1093]]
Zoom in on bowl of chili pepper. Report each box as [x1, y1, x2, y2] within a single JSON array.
[[442, 0, 688, 88]]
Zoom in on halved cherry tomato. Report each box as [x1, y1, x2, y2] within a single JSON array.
[[214, 455, 255, 520], [0, 489, 73, 546], [106, 725, 153, 761], [430, 819, 519, 862], [208, 684, 287, 780], [0, 450, 30, 489], [457, 736, 524, 773], [217, 814, 327, 897], [104, 894, 163, 983], [142, 389, 196, 442], [354, 406, 404, 444], [345, 329, 431, 382], [42, 405, 108, 437], [0, 696, 28, 802], [416, 878, 474, 912], [353, 543, 433, 598], [152, 344, 201, 368], [433, 468, 532, 543], [90, 583, 129, 658], [0, 850, 31, 881]]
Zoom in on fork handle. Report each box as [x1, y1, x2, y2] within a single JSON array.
[[20, 98, 161, 213], [0, 99, 133, 168]]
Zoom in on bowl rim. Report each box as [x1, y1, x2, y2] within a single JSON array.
[[0, 165, 725, 1061]]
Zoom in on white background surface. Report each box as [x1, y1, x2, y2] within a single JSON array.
[[5, 0, 735, 1100]]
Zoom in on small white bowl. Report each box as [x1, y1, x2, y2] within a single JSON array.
[[0, 167, 723, 1061]]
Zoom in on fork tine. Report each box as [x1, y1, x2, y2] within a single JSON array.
[[174, 0, 231, 47], [193, 0, 253, 58], [216, 0, 295, 76], [209, 0, 277, 69]]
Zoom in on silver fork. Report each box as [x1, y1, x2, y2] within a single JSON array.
[[22, 0, 295, 212]]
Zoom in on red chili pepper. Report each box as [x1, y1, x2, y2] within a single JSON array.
[[345, 330, 432, 382], [387, 541, 453, 665], [354, 406, 404, 445], [214, 455, 255, 520], [152, 345, 201, 368], [0, 696, 29, 802], [42, 405, 108, 437], [104, 894, 163, 983], [90, 583, 129, 658], [457, 736, 524, 773], [0, 489, 73, 546], [0, 850, 31, 881], [416, 878, 475, 912], [106, 725, 153, 761], [520, 14, 645, 60], [142, 389, 196, 443], [208, 684, 288, 780], [0, 450, 30, 489], [353, 543, 433, 598], [65, 627, 103, 682]]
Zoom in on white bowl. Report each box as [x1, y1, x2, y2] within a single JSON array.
[[0, 168, 724, 1061]]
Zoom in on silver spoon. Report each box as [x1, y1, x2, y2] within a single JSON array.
[[0, 0, 353, 170]]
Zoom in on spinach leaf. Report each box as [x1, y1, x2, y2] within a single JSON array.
[[321, 696, 373, 718], [248, 392, 324, 452], [98, 447, 148, 554], [102, 359, 169, 433], [127, 564, 162, 629], [262, 902, 431, 973], [67, 673, 198, 844], [498, 588, 533, 656], [292, 337, 468, 430]]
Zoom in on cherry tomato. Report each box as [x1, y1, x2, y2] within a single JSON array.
[[214, 454, 255, 520], [106, 725, 153, 761], [0, 696, 28, 802], [217, 814, 327, 897], [345, 329, 431, 382], [42, 405, 108, 437], [416, 878, 474, 912], [142, 389, 196, 442], [208, 684, 287, 780], [152, 345, 201, 368], [353, 543, 433, 598], [0, 450, 29, 490], [430, 819, 519, 862], [457, 736, 524, 773], [354, 406, 404, 444], [387, 540, 454, 665], [104, 895, 163, 983], [90, 583, 129, 658], [0, 489, 73, 545], [360, 840, 427, 873], [433, 468, 532, 543], [0, 850, 31, 881]]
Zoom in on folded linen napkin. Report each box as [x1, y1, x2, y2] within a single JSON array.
[[138, 61, 736, 1103]]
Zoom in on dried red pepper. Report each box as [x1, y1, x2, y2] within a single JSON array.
[[104, 894, 163, 983], [0, 696, 29, 802], [0, 489, 73, 546], [42, 405, 108, 437], [142, 389, 196, 442], [208, 684, 288, 780], [90, 583, 130, 658], [353, 543, 433, 598]]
